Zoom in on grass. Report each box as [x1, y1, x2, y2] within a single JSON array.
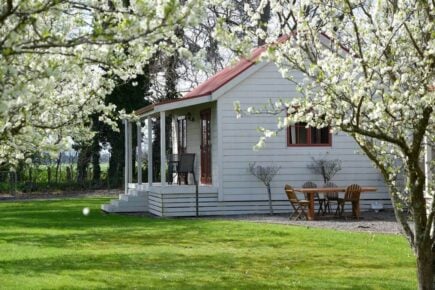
[[0, 198, 416, 289]]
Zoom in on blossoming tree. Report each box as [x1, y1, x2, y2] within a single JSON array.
[[229, 0, 434, 288], [0, 0, 201, 167]]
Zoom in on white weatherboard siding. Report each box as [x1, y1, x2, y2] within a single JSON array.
[[169, 102, 218, 187], [218, 62, 389, 207]]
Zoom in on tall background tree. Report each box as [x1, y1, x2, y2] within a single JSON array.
[[103, 72, 152, 187], [229, 0, 434, 288]]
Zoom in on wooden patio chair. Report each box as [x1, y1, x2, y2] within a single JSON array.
[[323, 182, 339, 214], [285, 184, 309, 220], [337, 184, 362, 219], [177, 153, 196, 185], [302, 181, 326, 215]]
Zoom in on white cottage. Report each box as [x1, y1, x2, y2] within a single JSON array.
[[102, 44, 391, 217]]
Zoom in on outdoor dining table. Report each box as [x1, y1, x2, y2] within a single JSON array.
[[293, 187, 377, 221]]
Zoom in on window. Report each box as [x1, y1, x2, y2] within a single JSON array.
[[287, 122, 331, 146], [177, 117, 187, 153]]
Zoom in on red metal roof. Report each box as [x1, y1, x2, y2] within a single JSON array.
[[135, 47, 265, 116], [134, 35, 291, 116], [183, 35, 291, 99]]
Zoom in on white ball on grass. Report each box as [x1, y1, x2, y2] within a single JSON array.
[[82, 207, 90, 216]]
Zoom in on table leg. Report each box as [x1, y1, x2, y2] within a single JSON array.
[[308, 192, 315, 220]]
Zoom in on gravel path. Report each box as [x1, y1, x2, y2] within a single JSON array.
[[214, 210, 403, 234]]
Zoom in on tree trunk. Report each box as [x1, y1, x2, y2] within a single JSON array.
[[92, 149, 101, 183], [257, 0, 271, 46], [47, 166, 51, 184], [432, 246, 435, 290], [416, 241, 433, 290], [66, 167, 72, 182], [77, 146, 92, 185], [409, 156, 433, 290], [55, 153, 61, 183], [108, 133, 124, 188], [267, 184, 273, 215]]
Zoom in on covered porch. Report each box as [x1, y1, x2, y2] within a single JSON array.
[[102, 96, 220, 216]]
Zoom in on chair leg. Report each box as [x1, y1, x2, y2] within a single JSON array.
[[332, 201, 339, 215], [297, 205, 307, 220], [289, 205, 300, 220], [293, 209, 303, 220], [325, 201, 330, 214], [352, 201, 360, 220], [302, 207, 309, 220], [290, 205, 308, 220], [336, 202, 343, 217], [321, 200, 326, 215]]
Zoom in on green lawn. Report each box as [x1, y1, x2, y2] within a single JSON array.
[[0, 198, 416, 289]]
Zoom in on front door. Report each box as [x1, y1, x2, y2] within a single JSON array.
[[200, 109, 212, 184]]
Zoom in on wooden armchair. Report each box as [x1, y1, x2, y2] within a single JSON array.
[[302, 181, 326, 215], [285, 184, 309, 220], [337, 184, 362, 219], [323, 182, 339, 214]]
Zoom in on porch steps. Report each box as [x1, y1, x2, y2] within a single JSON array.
[[101, 190, 148, 213]]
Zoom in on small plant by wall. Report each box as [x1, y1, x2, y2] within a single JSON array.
[[307, 157, 342, 184], [248, 162, 280, 215]]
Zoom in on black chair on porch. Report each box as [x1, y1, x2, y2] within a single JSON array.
[[177, 153, 196, 185]]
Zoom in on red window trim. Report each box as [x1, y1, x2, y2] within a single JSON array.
[[287, 123, 332, 147]]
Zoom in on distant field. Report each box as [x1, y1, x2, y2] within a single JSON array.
[[0, 197, 416, 289]]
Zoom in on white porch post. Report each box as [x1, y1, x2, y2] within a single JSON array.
[[147, 116, 153, 186], [124, 120, 129, 194], [172, 115, 178, 155], [137, 121, 143, 186], [127, 121, 133, 185], [424, 136, 432, 196], [160, 111, 166, 185]]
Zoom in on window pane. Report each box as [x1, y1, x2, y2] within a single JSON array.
[[296, 122, 308, 144], [288, 123, 330, 146], [289, 122, 308, 144], [289, 126, 296, 144], [177, 118, 187, 153], [311, 127, 330, 144]]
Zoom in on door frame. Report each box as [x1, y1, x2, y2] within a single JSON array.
[[200, 108, 212, 184]]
